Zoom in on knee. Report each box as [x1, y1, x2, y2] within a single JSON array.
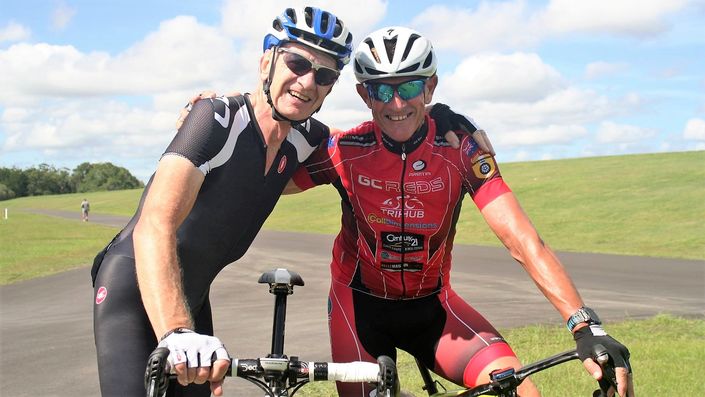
[[462, 342, 519, 388]]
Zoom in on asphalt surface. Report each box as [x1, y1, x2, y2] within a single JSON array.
[[1, 210, 703, 396]]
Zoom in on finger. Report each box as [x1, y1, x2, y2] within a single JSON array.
[[582, 358, 602, 380], [615, 367, 631, 396], [444, 131, 460, 149], [194, 366, 210, 385], [187, 367, 198, 384], [210, 379, 225, 397], [211, 357, 230, 381], [199, 91, 217, 99], [176, 107, 190, 130], [173, 362, 189, 386]]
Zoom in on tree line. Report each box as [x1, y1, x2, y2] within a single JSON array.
[[0, 162, 144, 201]]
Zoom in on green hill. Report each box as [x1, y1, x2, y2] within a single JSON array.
[[1, 151, 703, 283]]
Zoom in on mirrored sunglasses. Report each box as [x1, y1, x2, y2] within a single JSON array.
[[277, 47, 340, 86], [364, 79, 427, 103]]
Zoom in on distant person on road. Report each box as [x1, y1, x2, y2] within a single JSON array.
[[80, 198, 90, 222]]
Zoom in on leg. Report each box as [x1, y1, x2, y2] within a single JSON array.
[[93, 254, 211, 397], [93, 254, 160, 396], [329, 282, 392, 397], [432, 288, 540, 396]]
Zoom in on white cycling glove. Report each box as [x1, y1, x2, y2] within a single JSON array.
[[157, 328, 230, 369]]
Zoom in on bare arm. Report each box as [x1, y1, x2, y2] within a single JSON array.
[[480, 192, 584, 320], [133, 155, 205, 338]]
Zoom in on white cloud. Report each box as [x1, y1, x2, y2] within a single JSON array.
[[683, 118, 705, 140], [411, 2, 538, 53], [0, 16, 242, 104], [52, 1, 77, 31], [538, 0, 691, 37], [596, 121, 657, 143], [585, 61, 629, 80], [410, 0, 695, 54], [0, 22, 31, 43], [438, 52, 565, 102]]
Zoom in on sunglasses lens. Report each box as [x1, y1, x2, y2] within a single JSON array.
[[314, 69, 339, 86], [398, 80, 425, 101], [368, 80, 426, 103], [282, 51, 339, 86], [283, 53, 312, 76]]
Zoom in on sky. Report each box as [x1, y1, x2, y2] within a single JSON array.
[[1, 0, 704, 182]]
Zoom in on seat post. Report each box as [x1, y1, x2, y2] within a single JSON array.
[[258, 268, 305, 357]]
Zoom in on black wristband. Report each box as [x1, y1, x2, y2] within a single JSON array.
[[159, 327, 194, 342]]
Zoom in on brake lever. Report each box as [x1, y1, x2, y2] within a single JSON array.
[[591, 344, 618, 397]]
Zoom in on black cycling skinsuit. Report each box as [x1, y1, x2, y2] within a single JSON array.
[[91, 95, 329, 396]]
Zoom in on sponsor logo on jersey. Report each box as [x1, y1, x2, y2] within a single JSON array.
[[95, 286, 108, 305], [381, 231, 424, 253], [277, 155, 287, 173], [357, 174, 445, 194], [472, 154, 497, 179], [381, 195, 425, 219], [412, 160, 426, 171], [380, 262, 424, 272], [366, 213, 438, 229]]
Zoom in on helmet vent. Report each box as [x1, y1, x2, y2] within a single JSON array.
[[320, 13, 330, 32], [364, 39, 382, 64], [383, 37, 397, 63], [272, 19, 282, 31], [401, 34, 420, 62], [397, 63, 420, 74], [304, 7, 313, 28], [422, 52, 433, 69], [285, 8, 297, 24]]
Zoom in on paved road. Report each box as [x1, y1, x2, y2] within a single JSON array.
[[1, 210, 703, 396]]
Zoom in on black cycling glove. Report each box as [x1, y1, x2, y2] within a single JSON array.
[[429, 103, 477, 135], [574, 325, 631, 394], [574, 326, 631, 370]]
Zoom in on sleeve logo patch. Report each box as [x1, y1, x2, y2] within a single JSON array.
[[472, 154, 496, 179]]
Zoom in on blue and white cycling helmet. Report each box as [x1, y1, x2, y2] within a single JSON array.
[[263, 6, 353, 70], [354, 26, 437, 83]]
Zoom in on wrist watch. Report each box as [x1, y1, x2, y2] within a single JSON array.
[[566, 307, 601, 332]]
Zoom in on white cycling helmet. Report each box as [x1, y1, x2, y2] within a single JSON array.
[[353, 26, 437, 83], [263, 6, 353, 70]]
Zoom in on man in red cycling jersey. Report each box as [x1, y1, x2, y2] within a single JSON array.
[[291, 27, 634, 397]]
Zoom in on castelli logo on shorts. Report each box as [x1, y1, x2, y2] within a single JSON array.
[[95, 286, 108, 304], [277, 155, 287, 173]]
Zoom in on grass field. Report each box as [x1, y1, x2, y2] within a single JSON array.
[[1, 151, 703, 395], [294, 314, 705, 396], [2, 151, 703, 283]]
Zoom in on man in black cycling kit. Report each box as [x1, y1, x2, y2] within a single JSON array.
[[90, 7, 355, 397]]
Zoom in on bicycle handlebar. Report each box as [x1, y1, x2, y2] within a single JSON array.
[[145, 347, 396, 397], [456, 345, 618, 397]]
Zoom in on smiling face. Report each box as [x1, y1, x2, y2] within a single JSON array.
[[356, 75, 438, 142], [260, 42, 338, 121]]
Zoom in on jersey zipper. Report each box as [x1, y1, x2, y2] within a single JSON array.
[[399, 144, 408, 298]]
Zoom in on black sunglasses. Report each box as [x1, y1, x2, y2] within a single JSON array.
[[277, 47, 340, 86]]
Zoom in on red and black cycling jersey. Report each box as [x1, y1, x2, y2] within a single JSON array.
[[293, 115, 511, 299]]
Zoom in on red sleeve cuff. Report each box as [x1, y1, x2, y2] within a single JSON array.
[[473, 178, 511, 210]]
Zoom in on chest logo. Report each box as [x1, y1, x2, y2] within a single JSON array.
[[277, 155, 287, 174], [412, 160, 426, 171]]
